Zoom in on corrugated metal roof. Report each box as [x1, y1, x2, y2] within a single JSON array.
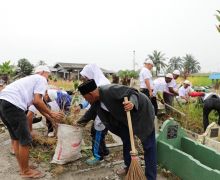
[[209, 73, 220, 79], [54, 63, 87, 69]]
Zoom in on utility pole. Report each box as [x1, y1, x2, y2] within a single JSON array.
[[133, 50, 136, 71]]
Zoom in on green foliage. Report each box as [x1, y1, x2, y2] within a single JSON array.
[[0, 60, 14, 75], [167, 57, 183, 73], [148, 50, 167, 76], [73, 80, 79, 90], [182, 54, 201, 76], [17, 58, 34, 76], [118, 70, 139, 79]]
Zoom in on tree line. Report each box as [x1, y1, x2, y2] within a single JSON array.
[[118, 50, 201, 81]]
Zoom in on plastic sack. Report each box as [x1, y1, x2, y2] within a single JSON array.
[[189, 92, 205, 97], [51, 124, 82, 164]]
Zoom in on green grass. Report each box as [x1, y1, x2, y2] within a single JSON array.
[[187, 76, 212, 86], [177, 76, 212, 87], [173, 102, 219, 134]]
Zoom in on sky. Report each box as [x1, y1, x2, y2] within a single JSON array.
[[0, 0, 220, 72]]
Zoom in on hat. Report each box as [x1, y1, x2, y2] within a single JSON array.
[[184, 80, 190, 85], [78, 79, 97, 95], [144, 59, 154, 65], [165, 73, 173, 79], [173, 70, 180, 75], [0, 79, 5, 86], [34, 65, 51, 73], [47, 89, 58, 101]]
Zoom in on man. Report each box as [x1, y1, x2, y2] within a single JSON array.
[[139, 59, 154, 97], [0, 79, 5, 91], [202, 93, 220, 130], [28, 89, 71, 137], [152, 73, 173, 115], [0, 65, 64, 178], [178, 80, 193, 103], [77, 79, 156, 180], [163, 70, 180, 113], [139, 59, 157, 115]]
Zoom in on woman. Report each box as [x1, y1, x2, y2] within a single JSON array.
[[77, 64, 110, 165]]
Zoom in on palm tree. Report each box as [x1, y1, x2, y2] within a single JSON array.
[[167, 56, 183, 73], [216, 10, 220, 33], [0, 61, 14, 75], [182, 54, 201, 78], [148, 50, 167, 76]]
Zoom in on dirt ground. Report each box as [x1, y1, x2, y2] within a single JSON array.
[[0, 121, 172, 180]]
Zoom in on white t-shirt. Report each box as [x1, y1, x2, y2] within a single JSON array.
[[28, 100, 60, 114], [153, 77, 169, 97], [167, 79, 179, 91], [139, 67, 154, 89], [0, 74, 48, 111], [178, 86, 193, 98]]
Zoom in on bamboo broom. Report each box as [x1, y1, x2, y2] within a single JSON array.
[[124, 97, 146, 180]]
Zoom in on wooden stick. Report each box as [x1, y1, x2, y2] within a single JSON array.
[[164, 103, 186, 116], [124, 97, 137, 155]]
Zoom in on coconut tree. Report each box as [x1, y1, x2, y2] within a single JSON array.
[[216, 10, 220, 33], [182, 54, 201, 78], [148, 50, 167, 76], [0, 60, 14, 75], [167, 56, 183, 73]]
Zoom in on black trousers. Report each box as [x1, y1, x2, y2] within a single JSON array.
[[163, 92, 174, 114], [203, 97, 220, 130], [140, 88, 157, 115]]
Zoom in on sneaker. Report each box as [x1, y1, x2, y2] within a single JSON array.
[[48, 131, 55, 137], [86, 156, 103, 165]]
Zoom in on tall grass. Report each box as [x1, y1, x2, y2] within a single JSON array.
[[177, 76, 212, 87], [49, 80, 74, 90], [174, 102, 219, 134]]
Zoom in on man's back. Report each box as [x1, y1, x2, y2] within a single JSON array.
[[0, 74, 47, 111]]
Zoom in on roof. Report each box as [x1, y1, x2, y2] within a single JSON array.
[[54, 63, 87, 69], [209, 73, 220, 79], [101, 68, 116, 74]]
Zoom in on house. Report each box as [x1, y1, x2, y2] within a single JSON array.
[[52, 62, 116, 80]]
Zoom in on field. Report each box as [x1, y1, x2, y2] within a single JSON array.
[[177, 76, 212, 87]]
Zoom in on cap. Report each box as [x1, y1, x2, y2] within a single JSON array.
[[184, 80, 190, 85], [144, 59, 154, 65], [78, 79, 97, 95], [34, 65, 51, 73], [47, 89, 58, 101], [165, 73, 173, 79], [173, 70, 180, 75]]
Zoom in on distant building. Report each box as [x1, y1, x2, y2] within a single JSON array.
[[52, 62, 115, 80]]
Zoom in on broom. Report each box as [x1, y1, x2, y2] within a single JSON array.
[[124, 97, 146, 180]]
